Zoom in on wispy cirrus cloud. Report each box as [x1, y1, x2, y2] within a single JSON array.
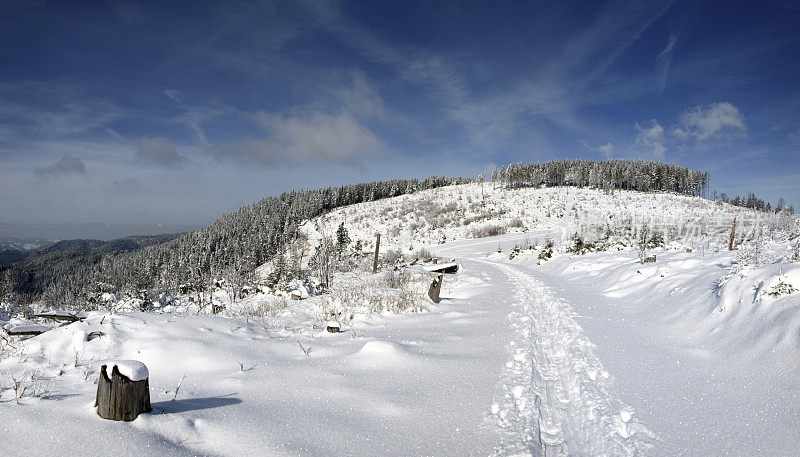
[[656, 33, 678, 94], [0, 88, 124, 141], [297, 0, 675, 151], [162, 90, 235, 147]]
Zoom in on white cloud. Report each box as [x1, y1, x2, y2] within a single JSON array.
[[34, 153, 87, 177], [580, 139, 615, 159], [671, 102, 746, 142], [598, 142, 615, 158], [164, 89, 182, 103], [333, 71, 385, 120], [228, 111, 385, 166], [136, 136, 188, 166], [634, 120, 666, 160]]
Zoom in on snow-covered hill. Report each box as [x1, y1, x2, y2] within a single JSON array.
[[305, 182, 796, 260], [1, 183, 798, 456]]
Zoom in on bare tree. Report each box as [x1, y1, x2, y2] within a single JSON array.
[[309, 236, 337, 289]]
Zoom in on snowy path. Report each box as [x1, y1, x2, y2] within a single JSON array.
[[435, 235, 652, 456], [439, 233, 800, 456], [479, 259, 651, 456], [528, 260, 800, 456]]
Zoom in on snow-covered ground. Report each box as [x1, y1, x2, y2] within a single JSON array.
[[436, 233, 800, 456], [1, 183, 798, 456]]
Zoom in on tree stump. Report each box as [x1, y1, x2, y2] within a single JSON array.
[[326, 321, 340, 333], [428, 274, 444, 303], [96, 360, 151, 421]]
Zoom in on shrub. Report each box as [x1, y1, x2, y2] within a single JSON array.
[[470, 224, 506, 238], [538, 238, 554, 261], [326, 271, 427, 316], [381, 269, 410, 289], [382, 248, 405, 267], [566, 233, 595, 255], [235, 296, 290, 318], [508, 217, 524, 228], [414, 248, 434, 260]]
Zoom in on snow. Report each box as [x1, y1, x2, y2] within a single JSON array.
[[3, 324, 50, 334], [36, 310, 86, 318], [104, 360, 149, 381], [289, 283, 310, 299], [474, 257, 653, 455], [0, 182, 798, 455], [0, 292, 509, 455], [529, 248, 800, 455], [421, 262, 459, 272]]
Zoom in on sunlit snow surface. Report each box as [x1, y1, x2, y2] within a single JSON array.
[[1, 183, 798, 456]]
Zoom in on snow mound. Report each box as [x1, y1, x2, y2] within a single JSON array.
[[356, 340, 406, 359]]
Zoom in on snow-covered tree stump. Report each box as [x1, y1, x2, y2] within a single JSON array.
[[96, 360, 151, 421], [326, 321, 340, 333]]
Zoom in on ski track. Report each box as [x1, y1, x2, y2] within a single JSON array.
[[479, 259, 655, 457]]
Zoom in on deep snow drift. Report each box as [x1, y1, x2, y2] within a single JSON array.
[[1, 183, 798, 456]]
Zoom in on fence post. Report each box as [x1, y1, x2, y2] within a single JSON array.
[[373, 233, 381, 273], [428, 274, 444, 303]]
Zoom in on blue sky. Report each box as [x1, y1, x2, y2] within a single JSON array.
[[1, 0, 799, 237]]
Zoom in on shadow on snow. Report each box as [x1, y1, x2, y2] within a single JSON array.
[[151, 395, 242, 414]]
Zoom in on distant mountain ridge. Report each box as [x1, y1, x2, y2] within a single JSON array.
[[0, 237, 54, 251], [0, 234, 184, 268]]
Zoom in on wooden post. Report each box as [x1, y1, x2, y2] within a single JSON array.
[[729, 217, 737, 251], [96, 361, 151, 421], [373, 233, 381, 274], [428, 274, 444, 303]]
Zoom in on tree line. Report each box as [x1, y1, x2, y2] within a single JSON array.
[[715, 192, 795, 214], [493, 160, 710, 197]]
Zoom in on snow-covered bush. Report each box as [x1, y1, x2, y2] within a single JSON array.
[[539, 238, 554, 261], [508, 217, 524, 228], [470, 223, 506, 238], [381, 248, 405, 268], [323, 270, 427, 319], [767, 278, 797, 298], [232, 296, 291, 318], [566, 233, 595, 255]]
